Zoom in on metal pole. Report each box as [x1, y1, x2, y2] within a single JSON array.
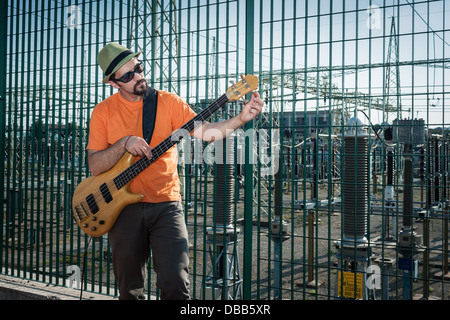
[[423, 213, 429, 299], [243, 0, 255, 300], [0, 0, 8, 268], [307, 210, 314, 284]]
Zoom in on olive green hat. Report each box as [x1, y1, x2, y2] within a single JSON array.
[[97, 42, 141, 83]]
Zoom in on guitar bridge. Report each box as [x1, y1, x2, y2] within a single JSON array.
[[74, 203, 88, 221]]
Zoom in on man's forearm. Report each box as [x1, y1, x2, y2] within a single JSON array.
[[192, 92, 263, 142], [193, 116, 245, 142], [87, 136, 129, 176]]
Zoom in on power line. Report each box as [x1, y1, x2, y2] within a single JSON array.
[[404, 0, 450, 47]]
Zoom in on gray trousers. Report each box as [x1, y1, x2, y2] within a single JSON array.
[[108, 201, 190, 300]]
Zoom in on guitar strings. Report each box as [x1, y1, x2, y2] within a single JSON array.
[[114, 93, 231, 188], [81, 95, 227, 215], [113, 78, 251, 188], [80, 79, 251, 216]]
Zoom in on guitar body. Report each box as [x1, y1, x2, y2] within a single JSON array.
[[72, 152, 144, 237]]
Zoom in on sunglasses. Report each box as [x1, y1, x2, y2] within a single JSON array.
[[113, 61, 145, 83]]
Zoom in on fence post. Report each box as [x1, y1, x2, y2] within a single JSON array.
[[0, 0, 8, 266], [243, 0, 255, 300]]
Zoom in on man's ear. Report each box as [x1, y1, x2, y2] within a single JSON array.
[[108, 80, 120, 89]]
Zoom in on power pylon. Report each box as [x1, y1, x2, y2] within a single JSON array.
[[129, 0, 179, 93], [384, 16, 402, 123]]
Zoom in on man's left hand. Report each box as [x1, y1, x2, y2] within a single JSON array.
[[239, 92, 264, 124]]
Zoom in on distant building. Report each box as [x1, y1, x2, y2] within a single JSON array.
[[262, 109, 332, 138]]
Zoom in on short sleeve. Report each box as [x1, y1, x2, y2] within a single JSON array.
[[169, 93, 197, 130], [86, 104, 109, 151]]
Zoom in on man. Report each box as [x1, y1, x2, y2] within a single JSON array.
[[87, 42, 263, 300]]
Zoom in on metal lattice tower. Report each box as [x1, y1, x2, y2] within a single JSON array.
[[129, 0, 179, 93], [384, 17, 402, 123]]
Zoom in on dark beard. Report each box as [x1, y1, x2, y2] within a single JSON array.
[[134, 79, 148, 95]]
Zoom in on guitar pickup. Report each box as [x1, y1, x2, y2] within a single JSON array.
[[100, 183, 113, 203], [86, 194, 99, 214]]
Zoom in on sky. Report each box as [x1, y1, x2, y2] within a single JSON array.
[[5, 0, 450, 129]]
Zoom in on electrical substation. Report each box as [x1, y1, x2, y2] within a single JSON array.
[[1, 0, 449, 300]]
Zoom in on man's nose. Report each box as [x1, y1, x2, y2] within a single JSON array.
[[134, 71, 144, 81]]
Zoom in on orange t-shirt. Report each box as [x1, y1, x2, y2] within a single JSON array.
[[86, 90, 197, 203]]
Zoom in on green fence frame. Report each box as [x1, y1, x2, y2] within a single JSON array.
[[1, 0, 449, 300]]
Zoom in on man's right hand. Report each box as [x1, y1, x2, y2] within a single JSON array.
[[124, 135, 153, 159]]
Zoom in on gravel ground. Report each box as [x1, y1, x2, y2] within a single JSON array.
[[183, 178, 450, 300]]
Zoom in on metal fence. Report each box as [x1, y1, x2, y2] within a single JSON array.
[[1, 0, 449, 300]]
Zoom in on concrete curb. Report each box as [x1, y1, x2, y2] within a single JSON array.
[[0, 274, 116, 300]]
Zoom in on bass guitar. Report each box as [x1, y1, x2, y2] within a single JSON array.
[[72, 74, 258, 237]]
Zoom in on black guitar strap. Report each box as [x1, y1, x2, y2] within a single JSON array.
[[142, 87, 158, 144]]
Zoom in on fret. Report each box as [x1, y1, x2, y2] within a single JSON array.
[[113, 94, 230, 189]]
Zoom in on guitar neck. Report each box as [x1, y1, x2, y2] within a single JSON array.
[[113, 93, 230, 189]]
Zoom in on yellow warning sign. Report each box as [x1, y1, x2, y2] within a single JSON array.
[[337, 271, 363, 299]]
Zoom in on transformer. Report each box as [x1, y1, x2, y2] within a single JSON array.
[[335, 115, 374, 300], [342, 116, 369, 244]]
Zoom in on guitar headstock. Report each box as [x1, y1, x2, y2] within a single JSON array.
[[226, 74, 259, 101]]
